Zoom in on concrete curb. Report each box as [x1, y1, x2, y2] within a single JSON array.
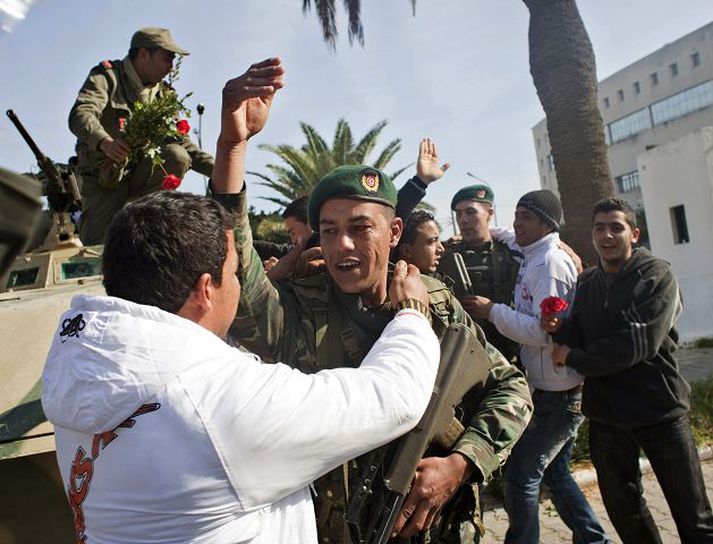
[[573, 445, 713, 489]]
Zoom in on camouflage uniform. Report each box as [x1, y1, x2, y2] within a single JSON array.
[[439, 240, 521, 365], [217, 188, 532, 544], [69, 56, 214, 245]]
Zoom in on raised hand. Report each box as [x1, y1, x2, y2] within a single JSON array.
[[416, 138, 450, 185], [219, 57, 285, 146]]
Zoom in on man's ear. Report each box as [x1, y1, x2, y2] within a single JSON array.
[[631, 227, 641, 245], [176, 272, 213, 322], [390, 217, 403, 248]]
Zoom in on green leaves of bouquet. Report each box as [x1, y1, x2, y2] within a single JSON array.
[[98, 57, 192, 190]]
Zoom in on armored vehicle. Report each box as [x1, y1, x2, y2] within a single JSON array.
[[0, 112, 103, 543]]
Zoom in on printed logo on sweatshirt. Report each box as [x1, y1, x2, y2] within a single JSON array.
[[66, 403, 160, 543], [60, 314, 86, 343]]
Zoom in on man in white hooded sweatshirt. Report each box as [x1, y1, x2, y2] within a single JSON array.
[[41, 60, 439, 544], [467, 190, 610, 544]]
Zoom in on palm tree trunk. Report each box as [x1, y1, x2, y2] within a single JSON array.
[[523, 0, 614, 264]]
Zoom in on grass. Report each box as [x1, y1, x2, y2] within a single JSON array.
[[694, 337, 713, 349]]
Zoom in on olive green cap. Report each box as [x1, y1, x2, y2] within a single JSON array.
[[308, 165, 396, 230], [130, 27, 189, 56], [450, 184, 494, 210]]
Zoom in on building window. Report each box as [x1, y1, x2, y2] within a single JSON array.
[[615, 171, 640, 193], [651, 72, 659, 86], [547, 154, 555, 172], [651, 79, 713, 126], [608, 108, 652, 143], [670, 205, 690, 244], [617, 89, 625, 101], [536, 138, 541, 149], [603, 96, 610, 108], [692, 52, 701, 67], [633, 81, 641, 94], [670, 63, 679, 77]]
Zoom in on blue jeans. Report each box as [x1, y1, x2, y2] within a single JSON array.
[[590, 416, 713, 544], [504, 388, 609, 544]]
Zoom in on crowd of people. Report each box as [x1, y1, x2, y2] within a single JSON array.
[[35, 26, 713, 544]]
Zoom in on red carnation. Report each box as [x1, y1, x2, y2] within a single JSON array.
[[176, 119, 190, 135], [540, 296, 569, 316], [118, 117, 126, 131], [162, 174, 182, 191]]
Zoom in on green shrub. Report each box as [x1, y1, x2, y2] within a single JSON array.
[[694, 337, 713, 349]]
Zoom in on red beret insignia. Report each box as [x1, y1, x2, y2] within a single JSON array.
[[361, 173, 380, 192], [476, 189, 486, 199]]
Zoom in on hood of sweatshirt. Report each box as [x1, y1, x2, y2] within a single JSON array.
[[41, 294, 234, 434]]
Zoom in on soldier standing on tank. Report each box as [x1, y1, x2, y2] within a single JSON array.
[[209, 56, 531, 544], [440, 186, 522, 365], [69, 27, 214, 245]]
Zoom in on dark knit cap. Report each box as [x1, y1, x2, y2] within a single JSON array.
[[308, 165, 396, 230], [516, 189, 562, 230], [450, 184, 494, 210]]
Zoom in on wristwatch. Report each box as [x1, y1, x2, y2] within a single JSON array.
[[394, 298, 432, 323]]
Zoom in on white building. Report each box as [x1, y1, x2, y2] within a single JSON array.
[[637, 128, 713, 342], [532, 21, 713, 342], [533, 21, 713, 211]]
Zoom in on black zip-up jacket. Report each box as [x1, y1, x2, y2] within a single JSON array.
[[554, 248, 690, 429]]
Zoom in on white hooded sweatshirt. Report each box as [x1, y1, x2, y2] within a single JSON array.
[[42, 295, 439, 544], [488, 229, 582, 392]]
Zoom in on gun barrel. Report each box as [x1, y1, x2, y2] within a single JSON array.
[[6, 110, 47, 162]]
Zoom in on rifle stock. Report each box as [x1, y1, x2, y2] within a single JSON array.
[[345, 323, 494, 544]]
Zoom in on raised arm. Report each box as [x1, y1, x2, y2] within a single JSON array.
[[211, 57, 285, 194]]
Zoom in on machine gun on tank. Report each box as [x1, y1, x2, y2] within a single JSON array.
[[6, 109, 82, 250]]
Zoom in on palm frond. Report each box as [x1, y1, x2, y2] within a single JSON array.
[[372, 138, 402, 170], [303, 0, 338, 50], [342, 0, 364, 46], [352, 119, 388, 162]]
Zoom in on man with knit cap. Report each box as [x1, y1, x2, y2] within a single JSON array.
[[209, 57, 531, 544], [69, 27, 214, 245], [439, 184, 521, 364], [468, 189, 610, 544]]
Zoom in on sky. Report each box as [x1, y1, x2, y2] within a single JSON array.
[[1, 0, 713, 234]]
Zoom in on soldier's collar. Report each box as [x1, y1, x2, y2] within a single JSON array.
[[123, 56, 160, 101]]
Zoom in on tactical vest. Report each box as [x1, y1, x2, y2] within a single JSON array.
[[440, 240, 521, 365], [290, 273, 484, 543]]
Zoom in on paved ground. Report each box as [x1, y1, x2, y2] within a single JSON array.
[[481, 457, 713, 543], [480, 346, 713, 543]]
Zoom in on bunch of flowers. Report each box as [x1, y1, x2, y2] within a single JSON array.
[[99, 58, 193, 190]]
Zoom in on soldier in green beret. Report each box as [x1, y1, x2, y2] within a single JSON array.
[[439, 185, 522, 365], [210, 57, 531, 544], [69, 27, 214, 245]]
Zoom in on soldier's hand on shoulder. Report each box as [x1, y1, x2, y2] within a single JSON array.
[[390, 260, 428, 307]]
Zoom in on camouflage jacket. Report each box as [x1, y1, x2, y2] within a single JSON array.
[[68, 56, 213, 177], [440, 239, 521, 363], [222, 188, 532, 542]]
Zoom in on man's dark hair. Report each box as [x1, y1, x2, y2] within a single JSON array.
[[592, 198, 638, 229], [282, 195, 309, 224], [103, 192, 236, 314], [401, 210, 440, 245], [128, 46, 160, 60]]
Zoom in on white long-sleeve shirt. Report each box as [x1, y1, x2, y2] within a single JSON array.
[[488, 228, 582, 391], [42, 295, 439, 544]]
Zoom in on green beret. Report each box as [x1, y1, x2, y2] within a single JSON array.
[[450, 184, 494, 210], [308, 165, 396, 230]]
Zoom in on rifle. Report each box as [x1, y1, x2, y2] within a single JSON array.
[[345, 323, 494, 544], [6, 109, 81, 214], [439, 252, 473, 299]]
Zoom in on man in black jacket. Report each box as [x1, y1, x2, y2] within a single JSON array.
[[544, 198, 713, 544]]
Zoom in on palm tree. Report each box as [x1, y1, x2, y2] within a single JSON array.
[[523, 0, 614, 263], [249, 118, 409, 208], [302, 0, 614, 263]]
